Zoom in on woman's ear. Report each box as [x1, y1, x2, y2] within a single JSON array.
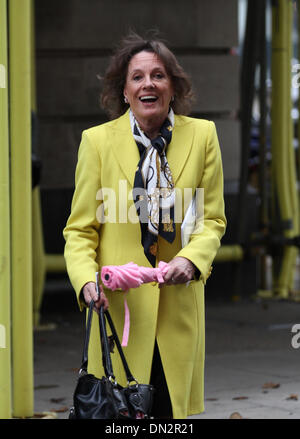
[[123, 85, 128, 104]]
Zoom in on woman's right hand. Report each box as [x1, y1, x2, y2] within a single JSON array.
[[82, 281, 109, 312]]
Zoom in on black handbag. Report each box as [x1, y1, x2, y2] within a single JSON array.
[[69, 300, 155, 419]]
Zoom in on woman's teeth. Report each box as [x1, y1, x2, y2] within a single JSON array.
[[139, 96, 158, 102]]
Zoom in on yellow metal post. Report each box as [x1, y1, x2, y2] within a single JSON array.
[[31, 0, 46, 328], [9, 0, 34, 417], [0, 0, 12, 419], [298, 2, 300, 182], [298, 0, 300, 296], [32, 187, 46, 327], [214, 245, 244, 263], [30, 0, 36, 113], [286, 1, 299, 293], [45, 254, 67, 273], [271, 0, 298, 298]]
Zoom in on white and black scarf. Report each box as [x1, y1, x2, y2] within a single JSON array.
[[130, 108, 176, 267]]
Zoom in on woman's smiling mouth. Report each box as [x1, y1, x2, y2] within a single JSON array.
[[139, 95, 158, 103]]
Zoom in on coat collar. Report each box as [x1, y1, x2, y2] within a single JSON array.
[[110, 110, 194, 187]]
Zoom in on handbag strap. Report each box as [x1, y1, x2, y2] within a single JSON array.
[[104, 308, 135, 383], [79, 299, 94, 374], [98, 305, 114, 379], [79, 300, 136, 384]]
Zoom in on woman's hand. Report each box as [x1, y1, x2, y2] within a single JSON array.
[[160, 256, 196, 286], [82, 281, 109, 312]]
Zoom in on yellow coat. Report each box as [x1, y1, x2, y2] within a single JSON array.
[[63, 110, 226, 419]]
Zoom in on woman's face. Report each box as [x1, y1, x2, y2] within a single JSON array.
[[124, 51, 174, 132]]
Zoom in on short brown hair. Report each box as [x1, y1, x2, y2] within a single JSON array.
[[100, 32, 194, 119]]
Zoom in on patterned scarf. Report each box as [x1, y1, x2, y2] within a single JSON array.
[[130, 108, 176, 267]]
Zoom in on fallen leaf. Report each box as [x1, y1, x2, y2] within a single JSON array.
[[232, 396, 248, 400], [286, 394, 298, 401], [34, 384, 59, 390], [33, 411, 58, 419], [34, 323, 57, 332], [50, 406, 69, 413], [230, 412, 243, 419], [68, 368, 80, 373], [32, 413, 45, 418], [50, 397, 66, 404], [41, 413, 58, 419], [262, 382, 280, 389]]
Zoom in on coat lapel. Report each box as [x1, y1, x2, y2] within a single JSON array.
[[110, 112, 194, 187], [166, 116, 194, 185], [110, 111, 140, 187]]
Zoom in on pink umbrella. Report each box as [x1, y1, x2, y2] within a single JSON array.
[[101, 261, 169, 290], [100, 261, 169, 346]]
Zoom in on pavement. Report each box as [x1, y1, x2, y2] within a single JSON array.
[[32, 277, 300, 420]]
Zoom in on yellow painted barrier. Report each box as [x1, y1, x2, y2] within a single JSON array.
[[45, 254, 67, 273], [214, 245, 244, 263], [286, 1, 299, 294], [30, 0, 46, 328], [0, 0, 12, 419], [9, 0, 34, 417], [32, 187, 46, 327], [298, 2, 300, 185], [271, 0, 298, 298], [44, 246, 244, 273]]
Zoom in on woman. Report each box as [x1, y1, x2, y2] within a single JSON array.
[[63, 32, 226, 419]]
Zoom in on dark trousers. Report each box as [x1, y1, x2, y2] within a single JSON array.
[[150, 340, 173, 418]]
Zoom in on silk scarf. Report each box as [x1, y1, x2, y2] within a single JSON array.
[[130, 108, 176, 267]]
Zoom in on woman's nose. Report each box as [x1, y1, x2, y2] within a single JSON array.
[[143, 75, 154, 88]]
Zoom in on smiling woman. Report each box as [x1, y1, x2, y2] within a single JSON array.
[[63, 31, 226, 419], [123, 51, 174, 139], [101, 32, 194, 120]]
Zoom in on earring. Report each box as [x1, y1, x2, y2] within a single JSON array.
[[171, 96, 175, 102], [124, 96, 129, 104]]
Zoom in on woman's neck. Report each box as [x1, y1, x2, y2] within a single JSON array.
[[136, 115, 165, 140]]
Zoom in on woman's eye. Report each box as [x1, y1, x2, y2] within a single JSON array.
[[133, 75, 142, 81], [154, 73, 164, 79]]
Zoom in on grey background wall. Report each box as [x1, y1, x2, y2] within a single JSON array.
[[35, 0, 240, 191]]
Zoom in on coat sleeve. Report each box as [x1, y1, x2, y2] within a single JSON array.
[[63, 130, 101, 310], [176, 121, 227, 284]]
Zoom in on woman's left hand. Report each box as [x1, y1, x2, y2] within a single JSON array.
[[160, 256, 195, 286]]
